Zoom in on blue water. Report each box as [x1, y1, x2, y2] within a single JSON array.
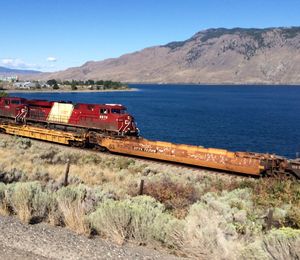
[[10, 84, 300, 158]]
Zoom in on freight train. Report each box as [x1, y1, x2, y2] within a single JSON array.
[[0, 97, 139, 136], [0, 96, 299, 179]]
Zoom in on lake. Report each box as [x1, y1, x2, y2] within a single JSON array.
[[10, 84, 300, 158]]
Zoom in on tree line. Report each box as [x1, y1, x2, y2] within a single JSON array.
[[46, 79, 127, 90]]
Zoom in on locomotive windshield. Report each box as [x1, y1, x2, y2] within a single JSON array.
[[111, 109, 127, 114], [11, 100, 22, 105]]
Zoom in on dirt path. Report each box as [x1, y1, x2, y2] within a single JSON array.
[[0, 216, 183, 260]]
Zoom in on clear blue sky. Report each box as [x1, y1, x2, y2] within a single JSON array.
[[1, 0, 299, 72]]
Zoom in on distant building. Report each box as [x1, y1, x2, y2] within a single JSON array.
[[13, 81, 37, 89], [13, 81, 51, 89], [0, 75, 18, 82]]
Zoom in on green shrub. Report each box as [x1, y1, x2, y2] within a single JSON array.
[[240, 228, 300, 259], [79, 154, 102, 165], [7, 182, 50, 223], [56, 185, 87, 202], [89, 196, 175, 245], [48, 193, 63, 226], [128, 196, 166, 244], [0, 91, 8, 97], [286, 206, 300, 228], [0, 140, 7, 148], [262, 228, 300, 259], [0, 168, 24, 184], [113, 158, 135, 170], [252, 178, 300, 207], [89, 199, 132, 244], [37, 147, 79, 164], [165, 188, 270, 258], [239, 241, 268, 260], [0, 183, 6, 201], [15, 137, 31, 149], [178, 202, 240, 259], [56, 185, 90, 235]]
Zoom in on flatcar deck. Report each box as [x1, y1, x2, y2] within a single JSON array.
[[0, 122, 299, 179]]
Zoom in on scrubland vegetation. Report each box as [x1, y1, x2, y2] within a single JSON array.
[[0, 135, 299, 259]]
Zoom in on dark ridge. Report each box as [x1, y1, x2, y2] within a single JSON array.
[[162, 27, 300, 50], [200, 27, 272, 42], [281, 27, 300, 39], [162, 38, 194, 50]]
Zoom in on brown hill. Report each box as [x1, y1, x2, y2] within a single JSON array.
[[28, 27, 300, 84]]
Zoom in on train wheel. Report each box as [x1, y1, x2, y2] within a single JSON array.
[[69, 140, 86, 148], [93, 145, 107, 152]]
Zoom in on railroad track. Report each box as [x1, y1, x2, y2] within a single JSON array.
[[1, 123, 299, 179]]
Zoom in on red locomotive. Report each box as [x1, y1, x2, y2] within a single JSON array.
[[0, 97, 139, 136]]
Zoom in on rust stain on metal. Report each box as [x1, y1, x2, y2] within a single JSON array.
[[97, 137, 264, 175]]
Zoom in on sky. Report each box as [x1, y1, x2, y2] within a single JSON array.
[[1, 0, 300, 72]]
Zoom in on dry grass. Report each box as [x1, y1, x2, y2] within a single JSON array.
[[0, 183, 10, 216], [58, 199, 90, 235], [0, 134, 300, 258], [56, 185, 91, 235]]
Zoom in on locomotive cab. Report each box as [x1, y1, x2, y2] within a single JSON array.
[[0, 97, 27, 119], [104, 104, 139, 136]]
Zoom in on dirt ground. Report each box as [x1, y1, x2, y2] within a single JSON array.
[[0, 216, 183, 260]]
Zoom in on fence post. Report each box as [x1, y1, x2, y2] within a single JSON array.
[[139, 179, 145, 195], [64, 159, 70, 187], [266, 208, 273, 231]]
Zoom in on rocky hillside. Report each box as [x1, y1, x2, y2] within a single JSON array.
[[30, 27, 300, 84]]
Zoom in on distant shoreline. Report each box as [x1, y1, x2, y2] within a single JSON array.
[[128, 82, 300, 86], [6, 88, 139, 94]]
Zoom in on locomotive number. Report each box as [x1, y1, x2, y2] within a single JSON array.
[[99, 115, 108, 120]]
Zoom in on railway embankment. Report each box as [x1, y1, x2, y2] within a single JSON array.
[[0, 134, 299, 259]]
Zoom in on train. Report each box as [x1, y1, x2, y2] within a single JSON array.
[[0, 97, 139, 136], [0, 96, 299, 179]]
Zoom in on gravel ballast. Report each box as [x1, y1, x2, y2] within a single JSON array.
[[0, 216, 182, 260]]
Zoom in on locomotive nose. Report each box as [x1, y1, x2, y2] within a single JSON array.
[[124, 114, 139, 136]]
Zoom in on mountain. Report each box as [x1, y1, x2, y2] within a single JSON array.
[[28, 27, 300, 84], [0, 66, 41, 75]]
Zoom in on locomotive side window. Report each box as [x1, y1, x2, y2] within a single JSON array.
[[11, 100, 21, 105], [111, 109, 120, 114], [111, 109, 127, 114], [4, 100, 10, 105], [100, 108, 109, 114]]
